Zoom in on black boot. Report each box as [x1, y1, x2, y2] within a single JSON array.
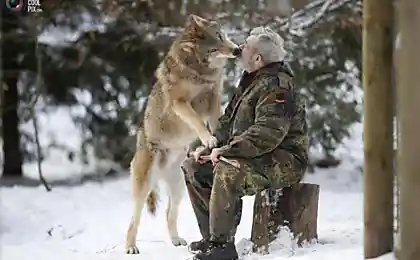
[[193, 241, 238, 260], [188, 239, 211, 253]]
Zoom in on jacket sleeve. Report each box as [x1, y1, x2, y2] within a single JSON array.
[[212, 114, 231, 144], [219, 79, 294, 159]]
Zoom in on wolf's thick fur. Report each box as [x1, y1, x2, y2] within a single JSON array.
[[125, 14, 239, 254]]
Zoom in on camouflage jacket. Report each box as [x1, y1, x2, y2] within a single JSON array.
[[190, 61, 309, 169]]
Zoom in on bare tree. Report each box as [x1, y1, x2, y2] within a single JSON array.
[[31, 41, 51, 192]]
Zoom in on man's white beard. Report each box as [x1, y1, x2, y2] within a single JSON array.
[[239, 59, 256, 73]]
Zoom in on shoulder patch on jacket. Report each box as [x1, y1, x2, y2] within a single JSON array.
[[272, 91, 288, 104], [260, 87, 296, 119], [262, 88, 291, 103]]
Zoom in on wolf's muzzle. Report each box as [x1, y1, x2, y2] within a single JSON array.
[[232, 47, 242, 57]]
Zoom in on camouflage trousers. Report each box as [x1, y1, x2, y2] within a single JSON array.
[[181, 153, 304, 244]]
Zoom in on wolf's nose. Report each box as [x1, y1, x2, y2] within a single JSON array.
[[232, 47, 242, 57]]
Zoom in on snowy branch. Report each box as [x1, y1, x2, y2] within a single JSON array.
[[271, 0, 357, 36]]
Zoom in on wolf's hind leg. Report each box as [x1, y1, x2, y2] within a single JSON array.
[[125, 147, 154, 254], [162, 151, 188, 246]]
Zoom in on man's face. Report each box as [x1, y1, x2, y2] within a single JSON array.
[[238, 36, 260, 73]]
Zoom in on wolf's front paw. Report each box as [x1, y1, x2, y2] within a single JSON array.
[[125, 245, 140, 254], [200, 134, 218, 149]]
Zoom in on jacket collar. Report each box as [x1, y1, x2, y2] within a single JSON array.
[[252, 61, 294, 78], [236, 61, 294, 91]]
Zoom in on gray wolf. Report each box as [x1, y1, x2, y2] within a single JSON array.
[[182, 26, 309, 260], [124, 14, 241, 254]]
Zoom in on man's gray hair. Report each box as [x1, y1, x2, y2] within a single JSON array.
[[249, 26, 286, 63]]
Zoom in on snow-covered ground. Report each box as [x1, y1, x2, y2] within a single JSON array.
[[1, 107, 396, 260]]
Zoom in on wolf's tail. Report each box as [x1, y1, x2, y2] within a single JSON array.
[[146, 189, 159, 215]]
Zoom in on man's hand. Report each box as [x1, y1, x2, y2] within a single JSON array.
[[192, 146, 210, 164], [210, 147, 224, 166]]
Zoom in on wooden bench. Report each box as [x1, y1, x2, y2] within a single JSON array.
[[250, 183, 320, 254]]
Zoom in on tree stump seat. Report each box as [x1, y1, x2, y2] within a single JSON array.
[[250, 183, 320, 254]]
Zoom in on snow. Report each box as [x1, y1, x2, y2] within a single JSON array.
[[371, 253, 396, 260], [0, 107, 396, 260], [2, 174, 362, 260]]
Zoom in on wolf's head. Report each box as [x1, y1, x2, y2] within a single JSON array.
[[178, 14, 241, 66]]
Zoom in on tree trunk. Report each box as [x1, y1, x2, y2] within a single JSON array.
[[2, 12, 23, 177], [362, 0, 395, 258], [2, 77, 23, 177], [251, 183, 320, 254], [396, 1, 420, 259]]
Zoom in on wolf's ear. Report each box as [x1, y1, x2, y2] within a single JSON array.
[[179, 41, 195, 53], [187, 14, 208, 28]]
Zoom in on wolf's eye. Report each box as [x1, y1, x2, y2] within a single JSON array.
[[210, 48, 218, 53], [216, 32, 223, 41]]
